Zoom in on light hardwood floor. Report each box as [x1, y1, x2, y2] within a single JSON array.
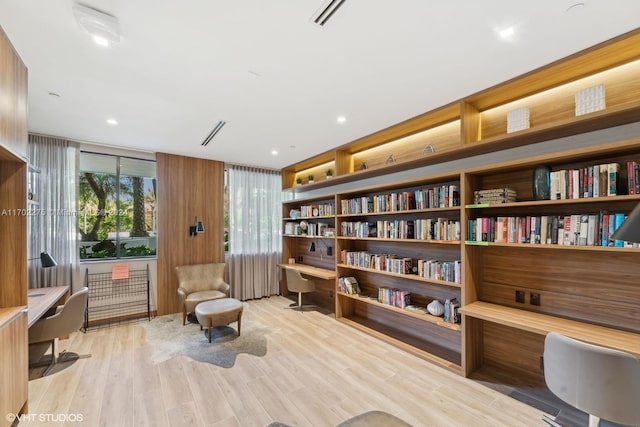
[[24, 296, 548, 427]]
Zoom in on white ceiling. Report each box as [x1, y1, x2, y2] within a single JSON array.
[[1, 1, 639, 170]]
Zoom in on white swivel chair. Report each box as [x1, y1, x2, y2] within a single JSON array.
[[543, 331, 640, 427], [29, 287, 91, 376], [285, 268, 316, 311]]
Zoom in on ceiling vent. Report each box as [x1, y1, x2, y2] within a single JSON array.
[[201, 121, 226, 146], [311, 0, 347, 26]]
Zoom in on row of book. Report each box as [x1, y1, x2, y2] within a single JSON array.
[[337, 276, 361, 294], [340, 250, 413, 274], [339, 185, 460, 215], [298, 202, 335, 218], [416, 260, 461, 284], [466, 213, 634, 247], [443, 298, 460, 324], [627, 160, 640, 195], [549, 163, 619, 200], [474, 188, 517, 204], [339, 218, 460, 241], [378, 287, 411, 308]]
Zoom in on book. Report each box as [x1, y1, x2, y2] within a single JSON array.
[[608, 163, 620, 196], [613, 213, 626, 247], [578, 214, 589, 246]]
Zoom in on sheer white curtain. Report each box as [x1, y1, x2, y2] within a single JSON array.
[[28, 134, 78, 288], [226, 164, 281, 300]]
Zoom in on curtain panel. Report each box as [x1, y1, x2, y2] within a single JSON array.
[[28, 134, 79, 288], [226, 164, 281, 300]]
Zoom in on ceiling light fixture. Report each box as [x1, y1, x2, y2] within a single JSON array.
[[106, 118, 118, 125], [73, 3, 121, 47], [337, 116, 346, 123], [498, 26, 516, 40], [271, 150, 278, 155]]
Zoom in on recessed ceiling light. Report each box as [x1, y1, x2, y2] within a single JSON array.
[[337, 116, 347, 123], [271, 150, 278, 155], [92, 35, 110, 47], [106, 118, 118, 125], [498, 26, 515, 40]]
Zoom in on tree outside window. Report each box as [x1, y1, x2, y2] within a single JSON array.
[[78, 152, 157, 259]]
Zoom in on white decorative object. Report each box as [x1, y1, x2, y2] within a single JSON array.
[[427, 299, 445, 316], [507, 106, 530, 133], [575, 84, 605, 116]]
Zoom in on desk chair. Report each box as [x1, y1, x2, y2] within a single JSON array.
[[29, 287, 91, 376], [543, 331, 640, 427], [285, 268, 316, 311]]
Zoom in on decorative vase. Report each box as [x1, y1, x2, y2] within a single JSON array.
[[533, 165, 551, 200], [427, 299, 444, 316]]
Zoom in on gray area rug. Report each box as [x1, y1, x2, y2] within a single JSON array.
[[142, 311, 275, 368]]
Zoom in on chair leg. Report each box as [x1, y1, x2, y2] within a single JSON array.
[[182, 307, 187, 326], [298, 292, 302, 308], [588, 414, 600, 427], [237, 311, 242, 336]]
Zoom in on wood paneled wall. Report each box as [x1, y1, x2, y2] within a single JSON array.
[[0, 26, 28, 159], [156, 153, 224, 315]]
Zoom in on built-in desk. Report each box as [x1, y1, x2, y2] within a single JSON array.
[[460, 301, 640, 356], [278, 263, 336, 280], [27, 286, 70, 327]]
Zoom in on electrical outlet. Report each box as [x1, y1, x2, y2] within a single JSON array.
[[515, 290, 525, 303], [297, 255, 303, 263], [530, 292, 540, 306]]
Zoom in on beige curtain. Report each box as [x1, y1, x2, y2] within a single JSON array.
[[28, 134, 79, 288], [226, 164, 281, 300]]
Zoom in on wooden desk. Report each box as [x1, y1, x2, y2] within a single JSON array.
[[27, 286, 70, 327], [278, 263, 336, 280], [460, 301, 640, 357]]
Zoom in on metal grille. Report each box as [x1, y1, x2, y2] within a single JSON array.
[[84, 264, 151, 329]]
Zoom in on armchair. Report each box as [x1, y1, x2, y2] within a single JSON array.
[[176, 263, 230, 325]]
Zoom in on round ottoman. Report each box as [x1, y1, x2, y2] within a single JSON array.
[[195, 298, 243, 343]]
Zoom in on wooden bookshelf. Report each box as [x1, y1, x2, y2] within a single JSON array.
[[281, 28, 640, 387], [0, 25, 28, 426]]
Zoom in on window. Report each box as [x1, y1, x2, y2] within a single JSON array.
[[78, 152, 157, 260]]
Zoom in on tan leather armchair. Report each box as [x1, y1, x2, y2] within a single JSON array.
[[29, 287, 90, 376], [176, 263, 230, 325]]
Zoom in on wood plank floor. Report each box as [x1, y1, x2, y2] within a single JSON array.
[[25, 296, 550, 427]]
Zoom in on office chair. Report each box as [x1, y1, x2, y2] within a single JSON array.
[[29, 287, 91, 376], [543, 331, 640, 427], [285, 268, 316, 311]]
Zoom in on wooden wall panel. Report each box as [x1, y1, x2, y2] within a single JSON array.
[[480, 246, 640, 332], [482, 322, 546, 386], [0, 311, 27, 426], [156, 153, 224, 315], [0, 26, 28, 159]]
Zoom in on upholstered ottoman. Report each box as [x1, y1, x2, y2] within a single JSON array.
[[195, 298, 243, 343]]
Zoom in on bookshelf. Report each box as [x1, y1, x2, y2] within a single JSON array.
[[281, 28, 640, 386], [0, 26, 28, 426], [334, 173, 463, 372], [461, 138, 640, 381], [282, 195, 337, 310]]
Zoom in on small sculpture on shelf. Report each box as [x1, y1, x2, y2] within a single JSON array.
[[308, 175, 314, 184], [359, 161, 368, 171], [427, 299, 444, 316], [296, 177, 303, 186], [326, 169, 333, 179]]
